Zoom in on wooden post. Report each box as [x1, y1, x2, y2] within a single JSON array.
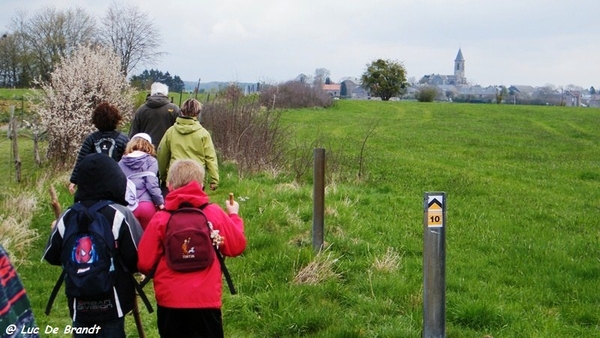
[[10, 106, 21, 183]]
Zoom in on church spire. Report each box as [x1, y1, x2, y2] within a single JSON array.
[[454, 48, 465, 85], [455, 48, 464, 62]]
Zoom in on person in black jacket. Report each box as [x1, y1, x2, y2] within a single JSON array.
[[129, 82, 180, 151], [69, 103, 130, 194], [44, 153, 143, 338]]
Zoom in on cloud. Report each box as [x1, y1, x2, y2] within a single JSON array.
[[0, 0, 598, 86]]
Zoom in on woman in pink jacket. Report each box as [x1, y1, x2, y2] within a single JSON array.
[[137, 159, 246, 338]]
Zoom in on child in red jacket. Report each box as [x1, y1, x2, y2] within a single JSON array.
[[137, 159, 246, 338]]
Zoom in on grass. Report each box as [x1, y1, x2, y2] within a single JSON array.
[[2, 98, 600, 337]]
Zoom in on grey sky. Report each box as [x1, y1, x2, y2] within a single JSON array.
[[1, 0, 599, 88]]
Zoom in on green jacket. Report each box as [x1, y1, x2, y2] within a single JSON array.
[[157, 116, 219, 187]]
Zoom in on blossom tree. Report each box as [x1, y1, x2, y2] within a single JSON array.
[[31, 44, 136, 166]]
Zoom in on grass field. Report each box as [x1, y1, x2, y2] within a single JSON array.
[[2, 99, 600, 337]]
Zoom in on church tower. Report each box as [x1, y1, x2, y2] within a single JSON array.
[[454, 48, 466, 85]]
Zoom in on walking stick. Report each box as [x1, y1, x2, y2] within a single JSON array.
[[133, 297, 146, 338], [49, 185, 61, 219]]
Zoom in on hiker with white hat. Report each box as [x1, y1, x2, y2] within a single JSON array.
[[118, 133, 165, 230]]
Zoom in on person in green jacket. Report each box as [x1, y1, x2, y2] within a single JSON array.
[[157, 98, 219, 191]]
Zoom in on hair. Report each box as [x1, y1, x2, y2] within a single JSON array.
[[124, 137, 156, 156], [167, 159, 205, 190], [151, 82, 169, 96], [180, 98, 203, 117], [92, 102, 122, 131]]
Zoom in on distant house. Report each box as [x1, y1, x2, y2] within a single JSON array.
[[588, 97, 600, 108], [508, 85, 536, 97], [322, 84, 341, 98], [457, 85, 497, 102], [340, 79, 358, 98], [351, 86, 369, 99], [565, 90, 582, 106]]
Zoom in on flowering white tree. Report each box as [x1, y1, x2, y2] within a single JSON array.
[[31, 44, 136, 165]]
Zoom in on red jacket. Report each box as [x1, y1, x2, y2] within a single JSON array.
[[137, 181, 246, 309]]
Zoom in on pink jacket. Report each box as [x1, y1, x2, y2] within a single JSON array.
[[137, 181, 246, 308]]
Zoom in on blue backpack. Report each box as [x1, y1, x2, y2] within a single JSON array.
[[46, 200, 154, 315], [61, 200, 117, 297], [45, 201, 116, 315]]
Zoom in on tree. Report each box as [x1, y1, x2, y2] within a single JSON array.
[[0, 30, 35, 88], [13, 6, 96, 82], [129, 69, 185, 93], [31, 45, 136, 165], [313, 68, 330, 87], [590, 86, 596, 95], [495, 86, 508, 104], [0, 33, 22, 87], [99, 2, 164, 76], [340, 81, 348, 97], [361, 59, 407, 101]]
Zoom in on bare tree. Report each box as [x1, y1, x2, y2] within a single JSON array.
[[30, 44, 136, 165], [314, 68, 331, 87], [12, 6, 96, 82], [99, 2, 164, 76]]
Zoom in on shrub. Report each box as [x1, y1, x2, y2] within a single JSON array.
[[259, 81, 333, 109], [416, 86, 439, 102], [202, 85, 287, 176]]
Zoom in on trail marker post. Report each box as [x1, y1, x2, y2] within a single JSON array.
[[423, 192, 446, 338], [312, 148, 325, 252]]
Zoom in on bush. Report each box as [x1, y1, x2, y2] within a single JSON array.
[[202, 85, 287, 176], [416, 86, 439, 102], [259, 81, 333, 109]]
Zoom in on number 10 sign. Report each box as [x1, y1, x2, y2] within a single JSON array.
[[426, 193, 445, 228]]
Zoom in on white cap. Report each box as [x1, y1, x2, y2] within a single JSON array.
[[131, 133, 152, 144], [151, 82, 169, 96]]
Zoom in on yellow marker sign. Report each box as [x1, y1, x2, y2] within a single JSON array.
[[427, 197, 443, 227]]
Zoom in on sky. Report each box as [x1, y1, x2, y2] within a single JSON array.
[[1, 0, 599, 88]]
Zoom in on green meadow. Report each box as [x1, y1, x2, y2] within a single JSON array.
[[2, 99, 600, 337]]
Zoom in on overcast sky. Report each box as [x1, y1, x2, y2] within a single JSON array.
[[1, 0, 599, 88]]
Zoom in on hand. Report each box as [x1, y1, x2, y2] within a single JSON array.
[[210, 183, 218, 191], [68, 183, 76, 194], [158, 204, 165, 210], [225, 200, 239, 215]]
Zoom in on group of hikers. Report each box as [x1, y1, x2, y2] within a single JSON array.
[[1, 82, 247, 338]]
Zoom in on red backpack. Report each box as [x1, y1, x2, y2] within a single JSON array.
[[164, 203, 215, 272], [140, 203, 236, 294]]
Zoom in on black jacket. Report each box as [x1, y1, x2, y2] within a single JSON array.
[[129, 95, 180, 150], [70, 130, 130, 185], [44, 153, 143, 323]]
